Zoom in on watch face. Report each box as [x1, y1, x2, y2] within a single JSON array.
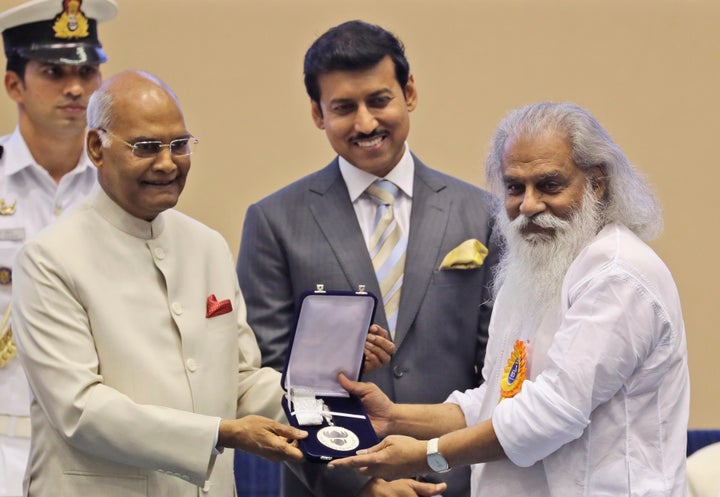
[[428, 452, 449, 472]]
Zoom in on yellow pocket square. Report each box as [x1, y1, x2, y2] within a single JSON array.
[[439, 239, 488, 270]]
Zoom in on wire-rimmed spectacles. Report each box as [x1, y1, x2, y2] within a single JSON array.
[[97, 128, 199, 159]]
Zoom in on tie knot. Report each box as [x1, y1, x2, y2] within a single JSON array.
[[366, 180, 399, 206]]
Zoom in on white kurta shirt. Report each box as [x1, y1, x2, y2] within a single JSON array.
[[0, 128, 97, 496], [447, 223, 690, 497]]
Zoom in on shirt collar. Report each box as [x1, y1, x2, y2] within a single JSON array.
[[3, 126, 94, 177], [90, 186, 166, 240], [339, 143, 414, 202]]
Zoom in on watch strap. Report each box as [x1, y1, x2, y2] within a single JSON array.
[[426, 437, 451, 473]]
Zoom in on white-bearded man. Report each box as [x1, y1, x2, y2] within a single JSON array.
[[330, 101, 690, 497]]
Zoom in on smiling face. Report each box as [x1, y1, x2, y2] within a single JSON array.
[[310, 56, 417, 177], [5, 60, 101, 137], [87, 74, 191, 221], [501, 131, 606, 240]]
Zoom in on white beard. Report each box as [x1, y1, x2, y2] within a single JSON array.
[[493, 186, 603, 374]]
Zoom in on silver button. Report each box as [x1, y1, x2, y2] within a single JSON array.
[[186, 358, 197, 372], [171, 302, 182, 315], [154, 247, 166, 260], [393, 366, 406, 378]]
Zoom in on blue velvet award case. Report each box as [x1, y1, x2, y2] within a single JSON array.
[[281, 285, 380, 463]]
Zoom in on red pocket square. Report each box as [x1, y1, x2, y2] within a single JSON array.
[[206, 294, 232, 318]]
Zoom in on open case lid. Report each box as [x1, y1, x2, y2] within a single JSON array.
[[282, 285, 378, 397]]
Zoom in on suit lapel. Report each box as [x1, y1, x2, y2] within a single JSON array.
[[307, 161, 386, 324], [394, 158, 451, 347]]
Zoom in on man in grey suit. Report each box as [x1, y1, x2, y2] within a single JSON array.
[[237, 20, 499, 497]]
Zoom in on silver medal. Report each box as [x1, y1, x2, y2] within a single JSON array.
[[316, 426, 360, 452]]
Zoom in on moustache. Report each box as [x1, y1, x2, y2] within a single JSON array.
[[511, 212, 571, 232], [350, 129, 386, 141], [58, 100, 86, 108]]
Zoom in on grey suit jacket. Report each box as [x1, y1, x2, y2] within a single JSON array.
[[237, 156, 500, 497]]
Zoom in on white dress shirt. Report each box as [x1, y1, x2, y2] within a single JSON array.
[[338, 143, 414, 248]]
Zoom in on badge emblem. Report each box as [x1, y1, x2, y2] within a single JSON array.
[[0, 304, 15, 368], [0, 330, 17, 368], [0, 267, 11, 285], [53, 0, 90, 39], [0, 199, 15, 215], [499, 340, 527, 401]]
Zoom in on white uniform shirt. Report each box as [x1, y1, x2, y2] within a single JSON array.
[[0, 127, 96, 496], [447, 223, 690, 497]]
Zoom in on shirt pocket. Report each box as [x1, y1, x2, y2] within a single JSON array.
[[61, 472, 148, 496], [430, 266, 484, 288], [0, 219, 26, 250]]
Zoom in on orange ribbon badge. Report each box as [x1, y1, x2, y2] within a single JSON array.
[[499, 340, 527, 401]]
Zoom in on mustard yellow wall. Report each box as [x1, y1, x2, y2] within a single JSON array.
[[2, 0, 717, 427]]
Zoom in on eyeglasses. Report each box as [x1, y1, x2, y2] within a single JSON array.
[[97, 128, 199, 159]]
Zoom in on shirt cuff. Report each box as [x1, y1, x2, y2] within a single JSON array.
[[212, 418, 225, 456], [444, 385, 486, 427], [492, 380, 587, 467]]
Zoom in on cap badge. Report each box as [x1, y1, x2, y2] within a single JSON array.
[[53, 0, 90, 39]]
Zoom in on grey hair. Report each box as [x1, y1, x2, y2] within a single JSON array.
[[485, 102, 663, 241], [86, 70, 179, 146], [86, 85, 113, 134]]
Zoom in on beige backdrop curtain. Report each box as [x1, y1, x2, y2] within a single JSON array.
[[1, 0, 716, 427]]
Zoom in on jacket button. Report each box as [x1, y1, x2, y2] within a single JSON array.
[[393, 366, 406, 378]]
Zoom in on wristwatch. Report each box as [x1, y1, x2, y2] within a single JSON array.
[[426, 437, 451, 473]]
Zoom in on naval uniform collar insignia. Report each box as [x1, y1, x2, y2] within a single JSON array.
[[0, 199, 16, 216]]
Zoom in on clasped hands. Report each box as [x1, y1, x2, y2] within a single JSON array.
[[363, 323, 396, 373]]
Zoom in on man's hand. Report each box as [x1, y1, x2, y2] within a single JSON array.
[[363, 324, 395, 373], [358, 477, 447, 497], [218, 415, 307, 462], [338, 373, 394, 438], [329, 435, 428, 480]]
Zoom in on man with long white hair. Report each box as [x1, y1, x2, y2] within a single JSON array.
[[330, 102, 690, 497]]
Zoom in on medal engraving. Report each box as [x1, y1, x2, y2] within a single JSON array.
[[316, 426, 360, 452]]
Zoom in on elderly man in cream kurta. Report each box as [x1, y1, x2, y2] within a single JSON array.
[[11, 70, 306, 497]]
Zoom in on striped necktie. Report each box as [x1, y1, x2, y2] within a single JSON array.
[[366, 180, 407, 338]]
